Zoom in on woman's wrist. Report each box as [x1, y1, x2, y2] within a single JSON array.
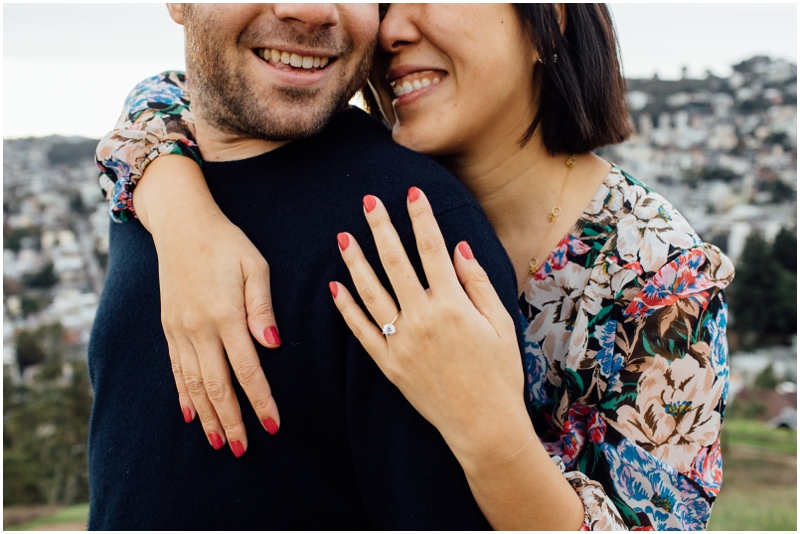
[[133, 154, 219, 235], [447, 400, 537, 477], [452, 404, 585, 530]]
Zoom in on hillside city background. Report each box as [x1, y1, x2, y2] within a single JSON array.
[[3, 56, 797, 528]]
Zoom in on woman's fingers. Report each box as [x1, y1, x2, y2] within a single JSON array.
[[219, 324, 281, 436], [338, 231, 401, 327], [453, 241, 513, 333], [165, 331, 196, 423], [190, 335, 249, 457], [242, 255, 281, 348], [406, 187, 462, 293], [173, 334, 228, 452], [362, 195, 427, 308], [329, 281, 390, 371]]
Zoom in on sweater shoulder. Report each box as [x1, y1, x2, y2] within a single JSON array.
[[322, 109, 481, 216]]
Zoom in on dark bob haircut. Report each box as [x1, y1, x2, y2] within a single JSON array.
[[513, 3, 632, 154]]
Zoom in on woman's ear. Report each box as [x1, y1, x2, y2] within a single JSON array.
[[553, 3, 567, 35], [166, 3, 185, 25]]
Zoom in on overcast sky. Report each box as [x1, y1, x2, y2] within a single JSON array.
[[3, 3, 797, 138]]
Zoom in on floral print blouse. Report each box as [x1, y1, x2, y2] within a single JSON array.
[[95, 71, 734, 530]]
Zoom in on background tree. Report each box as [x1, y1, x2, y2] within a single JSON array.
[[15, 330, 47, 373], [22, 262, 59, 289], [754, 363, 781, 390], [4, 322, 92, 506], [772, 227, 797, 272], [730, 232, 782, 344]]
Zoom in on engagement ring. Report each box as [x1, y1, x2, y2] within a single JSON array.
[[382, 312, 401, 336]]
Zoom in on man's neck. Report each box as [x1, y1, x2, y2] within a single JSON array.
[[194, 115, 289, 162]]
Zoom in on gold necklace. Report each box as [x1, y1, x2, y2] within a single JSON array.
[[526, 155, 576, 278]]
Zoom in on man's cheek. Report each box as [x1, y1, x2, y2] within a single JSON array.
[[345, 5, 381, 50]]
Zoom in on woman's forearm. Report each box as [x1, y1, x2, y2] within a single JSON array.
[[134, 154, 222, 235], [454, 405, 585, 530]]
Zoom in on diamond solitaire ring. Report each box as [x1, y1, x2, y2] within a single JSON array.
[[382, 312, 401, 336]]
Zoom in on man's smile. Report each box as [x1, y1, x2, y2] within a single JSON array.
[[255, 48, 336, 73]]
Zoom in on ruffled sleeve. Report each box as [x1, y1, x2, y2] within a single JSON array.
[[96, 71, 200, 223]]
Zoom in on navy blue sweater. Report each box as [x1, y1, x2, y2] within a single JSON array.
[[88, 108, 523, 530]]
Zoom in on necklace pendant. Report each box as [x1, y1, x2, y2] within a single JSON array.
[[529, 258, 539, 275], [565, 155, 576, 169], [549, 212, 557, 223]]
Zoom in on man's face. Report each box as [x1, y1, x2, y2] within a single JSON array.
[[176, 4, 378, 142]]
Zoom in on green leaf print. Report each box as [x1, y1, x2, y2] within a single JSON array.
[[611, 493, 643, 527], [564, 368, 585, 393]]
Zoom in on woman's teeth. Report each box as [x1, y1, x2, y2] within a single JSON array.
[[257, 48, 330, 70], [391, 74, 442, 97]]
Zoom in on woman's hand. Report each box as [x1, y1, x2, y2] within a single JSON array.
[[329, 188, 529, 462], [135, 155, 281, 457], [330, 188, 586, 529]]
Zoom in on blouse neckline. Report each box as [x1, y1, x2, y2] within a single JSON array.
[[518, 163, 621, 298]]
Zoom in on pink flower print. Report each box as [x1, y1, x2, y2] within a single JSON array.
[[534, 235, 592, 280], [624, 249, 723, 317], [688, 438, 723, 497]]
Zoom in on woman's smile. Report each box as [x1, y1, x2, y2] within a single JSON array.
[[388, 68, 448, 106]]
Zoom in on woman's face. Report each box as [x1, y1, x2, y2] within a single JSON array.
[[370, 4, 539, 158]]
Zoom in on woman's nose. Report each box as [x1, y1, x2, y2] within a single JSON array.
[[378, 5, 422, 53]]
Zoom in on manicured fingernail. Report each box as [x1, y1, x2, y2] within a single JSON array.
[[230, 440, 245, 458], [458, 241, 474, 260], [329, 281, 338, 298], [264, 326, 281, 346], [337, 232, 350, 251], [262, 418, 279, 435], [209, 432, 224, 450], [363, 195, 377, 213], [183, 406, 192, 423], [408, 186, 421, 202]]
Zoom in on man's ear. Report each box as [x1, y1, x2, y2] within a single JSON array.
[[166, 3, 185, 25], [553, 4, 567, 35]]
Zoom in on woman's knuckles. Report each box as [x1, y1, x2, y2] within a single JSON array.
[[205, 381, 233, 402], [170, 362, 185, 379], [417, 234, 445, 256], [358, 284, 381, 306], [380, 248, 406, 270], [234, 363, 263, 387], [184, 374, 206, 394], [248, 301, 275, 320]]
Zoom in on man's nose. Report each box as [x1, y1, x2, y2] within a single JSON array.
[[273, 4, 340, 33]]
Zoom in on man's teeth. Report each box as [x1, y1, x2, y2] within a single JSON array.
[[258, 48, 330, 69], [391, 75, 442, 97]]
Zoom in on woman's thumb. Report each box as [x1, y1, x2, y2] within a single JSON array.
[[244, 257, 280, 347], [454, 241, 508, 328]]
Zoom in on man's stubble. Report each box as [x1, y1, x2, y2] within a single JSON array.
[[183, 6, 375, 143]]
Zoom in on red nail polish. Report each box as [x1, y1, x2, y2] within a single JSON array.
[[263, 418, 279, 435], [458, 241, 474, 260], [408, 186, 421, 202], [337, 232, 350, 251], [363, 195, 377, 213], [230, 440, 245, 458], [209, 432, 224, 450], [183, 406, 192, 424], [329, 281, 339, 298], [264, 326, 281, 346]]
